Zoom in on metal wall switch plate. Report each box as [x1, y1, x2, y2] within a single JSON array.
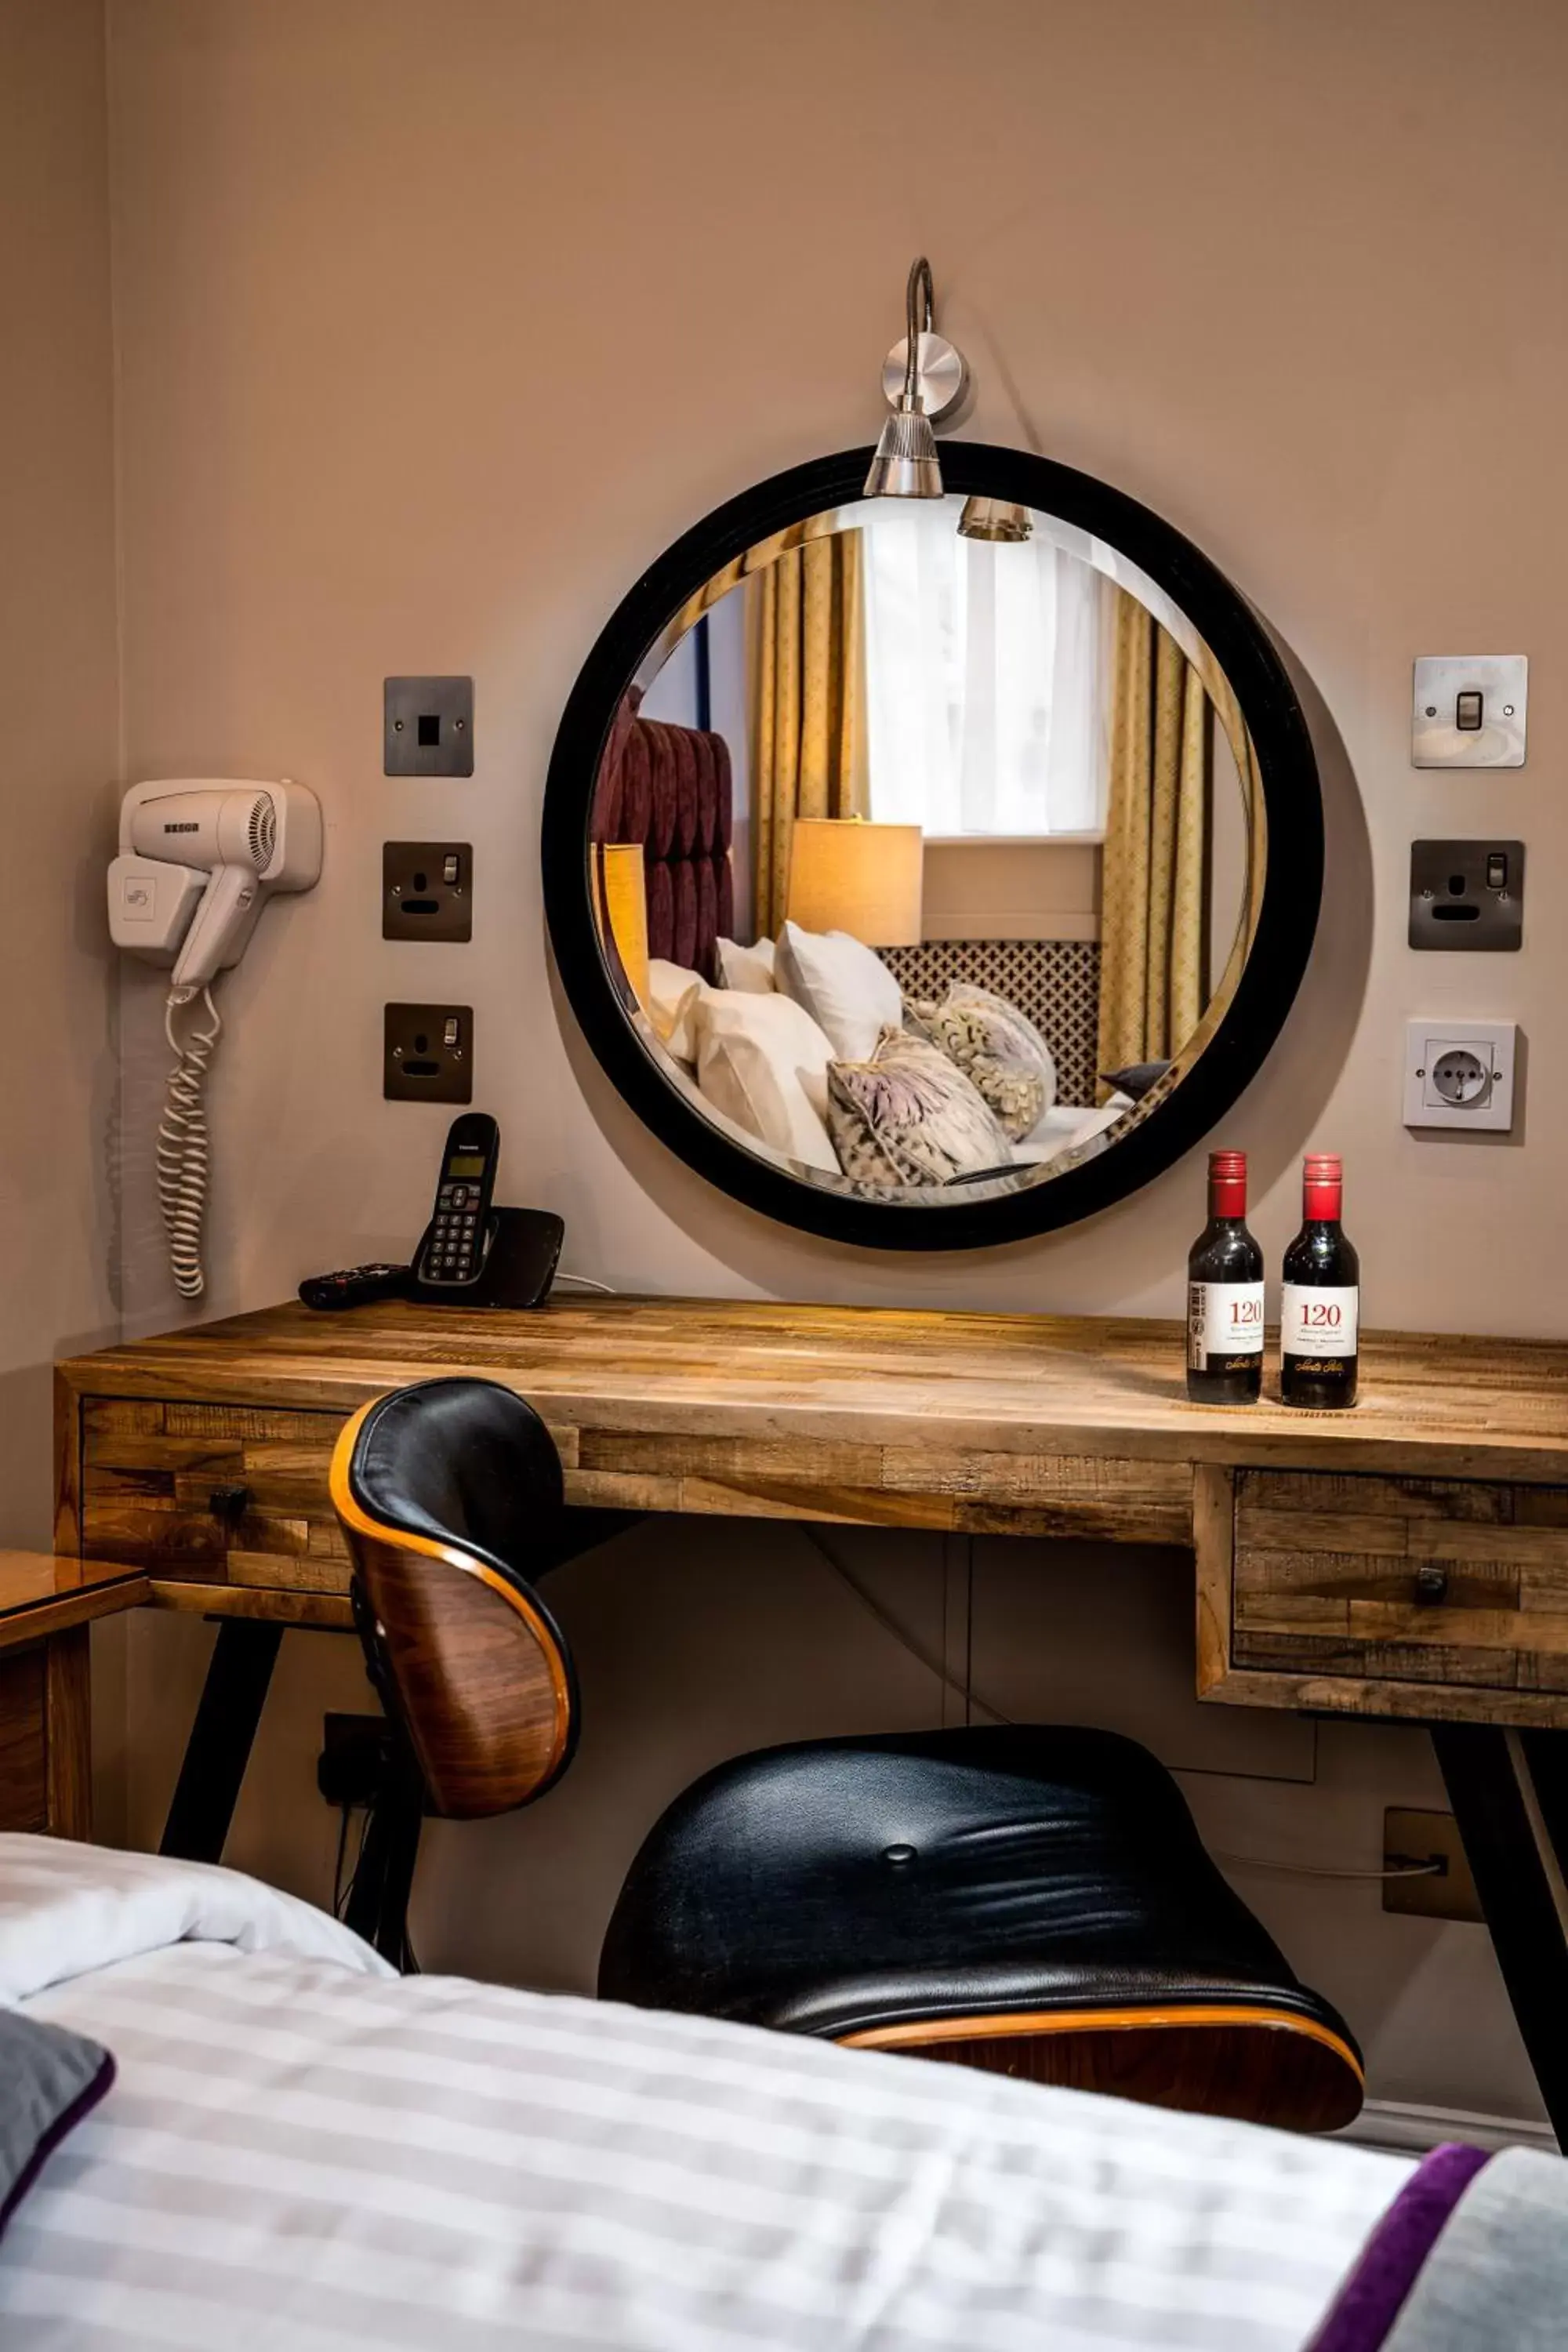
[[382, 842, 473, 940], [383, 1004, 473, 1102], [1412, 655, 1527, 767], [1409, 838, 1524, 950], [383, 677, 474, 776]]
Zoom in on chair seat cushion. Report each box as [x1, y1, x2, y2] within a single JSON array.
[[599, 1726, 1358, 2062]]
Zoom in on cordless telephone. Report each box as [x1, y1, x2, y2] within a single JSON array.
[[416, 1113, 502, 1287], [299, 1109, 563, 1312]]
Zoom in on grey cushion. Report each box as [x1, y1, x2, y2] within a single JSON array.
[[0, 2009, 114, 2237]]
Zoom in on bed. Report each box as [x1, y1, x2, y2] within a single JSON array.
[[0, 1835, 1451, 2352]]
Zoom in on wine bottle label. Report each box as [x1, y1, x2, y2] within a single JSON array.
[[1187, 1281, 1265, 1367], [1281, 1283, 1359, 1358]]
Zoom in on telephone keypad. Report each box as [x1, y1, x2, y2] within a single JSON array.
[[427, 1177, 488, 1281]]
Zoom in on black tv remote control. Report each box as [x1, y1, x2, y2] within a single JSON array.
[[298, 1263, 412, 1312]]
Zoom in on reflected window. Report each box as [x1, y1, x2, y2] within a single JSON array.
[[855, 499, 1109, 840]]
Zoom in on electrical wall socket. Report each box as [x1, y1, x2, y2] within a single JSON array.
[[382, 842, 473, 940], [383, 1003, 473, 1102], [1382, 1808, 1483, 1923], [1403, 1018, 1517, 1131]]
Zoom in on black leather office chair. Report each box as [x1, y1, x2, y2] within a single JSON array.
[[601, 1728, 1363, 2132], [332, 1377, 1362, 2129]]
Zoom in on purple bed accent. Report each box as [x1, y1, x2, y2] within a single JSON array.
[[590, 688, 735, 985], [1308, 2143, 1493, 2351]]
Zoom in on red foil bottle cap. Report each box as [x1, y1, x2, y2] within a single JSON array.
[[1208, 1149, 1247, 1218], [1303, 1152, 1343, 1218]]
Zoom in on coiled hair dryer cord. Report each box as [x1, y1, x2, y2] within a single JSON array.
[[158, 986, 222, 1300]]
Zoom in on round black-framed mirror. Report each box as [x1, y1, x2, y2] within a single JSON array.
[[543, 443, 1322, 1251]]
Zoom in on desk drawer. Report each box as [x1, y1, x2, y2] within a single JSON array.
[[79, 1398, 351, 1596], [1231, 1468, 1568, 1694]]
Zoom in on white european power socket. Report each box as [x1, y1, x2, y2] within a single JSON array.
[[1403, 1018, 1517, 1131]]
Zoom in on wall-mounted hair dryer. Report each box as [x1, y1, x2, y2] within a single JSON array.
[[108, 779, 323, 1301]]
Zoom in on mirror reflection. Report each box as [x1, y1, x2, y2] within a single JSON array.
[[588, 495, 1261, 1202]]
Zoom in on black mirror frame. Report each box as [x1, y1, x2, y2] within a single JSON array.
[[543, 443, 1323, 1252]]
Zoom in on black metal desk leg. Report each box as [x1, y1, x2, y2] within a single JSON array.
[[160, 1621, 284, 1863], [1432, 1723, 1568, 2145]]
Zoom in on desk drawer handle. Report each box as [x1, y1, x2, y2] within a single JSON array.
[[209, 1483, 252, 1526], [1414, 1564, 1448, 1606]]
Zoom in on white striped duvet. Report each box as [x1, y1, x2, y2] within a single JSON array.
[[0, 1836, 1408, 2352]]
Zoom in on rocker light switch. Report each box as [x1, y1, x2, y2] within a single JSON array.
[[1412, 656, 1526, 768], [383, 677, 474, 776]]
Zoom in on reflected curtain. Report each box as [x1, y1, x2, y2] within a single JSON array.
[[750, 532, 868, 938], [1096, 590, 1210, 1089]]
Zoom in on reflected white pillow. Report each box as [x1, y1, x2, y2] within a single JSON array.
[[774, 920, 904, 1062], [691, 988, 840, 1174], [715, 937, 776, 994], [646, 960, 706, 1063]]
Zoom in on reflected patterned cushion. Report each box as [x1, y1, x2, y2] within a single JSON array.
[[826, 1029, 1011, 1189], [907, 982, 1057, 1141]]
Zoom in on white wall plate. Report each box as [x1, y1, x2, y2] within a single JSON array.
[[1412, 656, 1527, 768], [1403, 1018, 1518, 1131]]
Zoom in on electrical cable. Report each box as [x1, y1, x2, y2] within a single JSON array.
[[1212, 1851, 1443, 1882], [157, 985, 222, 1300], [554, 1272, 617, 1294]]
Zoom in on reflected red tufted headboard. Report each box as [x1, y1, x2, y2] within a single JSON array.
[[590, 691, 734, 984]]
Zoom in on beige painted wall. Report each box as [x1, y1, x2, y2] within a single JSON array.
[[0, 0, 121, 1546], [101, 0, 1568, 2125]]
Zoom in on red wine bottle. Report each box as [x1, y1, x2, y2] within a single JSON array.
[[1186, 1150, 1265, 1403], [1280, 1153, 1359, 1409]]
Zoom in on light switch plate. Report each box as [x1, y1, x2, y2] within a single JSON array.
[[1403, 1018, 1517, 1131], [1412, 655, 1526, 768], [383, 676, 474, 776]]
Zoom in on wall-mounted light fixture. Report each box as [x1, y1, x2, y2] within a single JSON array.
[[863, 258, 968, 501]]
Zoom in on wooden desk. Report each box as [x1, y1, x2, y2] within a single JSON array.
[[50, 1297, 1568, 2132], [55, 1298, 1568, 1727]]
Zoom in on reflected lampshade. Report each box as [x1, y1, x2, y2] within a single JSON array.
[[593, 841, 650, 1011], [786, 819, 924, 946]]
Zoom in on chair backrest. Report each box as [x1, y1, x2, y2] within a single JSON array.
[[329, 1378, 579, 1819]]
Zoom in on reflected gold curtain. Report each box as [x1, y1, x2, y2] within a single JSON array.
[[1096, 590, 1210, 1090], [751, 531, 868, 938]]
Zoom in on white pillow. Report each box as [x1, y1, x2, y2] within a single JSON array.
[[691, 988, 840, 1174], [774, 920, 904, 1062], [714, 936, 776, 994], [646, 960, 706, 1063]]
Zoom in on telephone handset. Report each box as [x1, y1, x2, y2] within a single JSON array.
[[414, 1114, 503, 1287], [407, 1114, 563, 1308]]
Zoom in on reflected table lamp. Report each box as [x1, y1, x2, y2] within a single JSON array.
[[786, 818, 924, 946], [593, 841, 650, 1012]]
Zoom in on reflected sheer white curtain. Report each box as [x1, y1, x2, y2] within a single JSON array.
[[856, 500, 1108, 837]]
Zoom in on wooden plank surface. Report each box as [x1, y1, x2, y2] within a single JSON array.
[[55, 1298, 1568, 1484]]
